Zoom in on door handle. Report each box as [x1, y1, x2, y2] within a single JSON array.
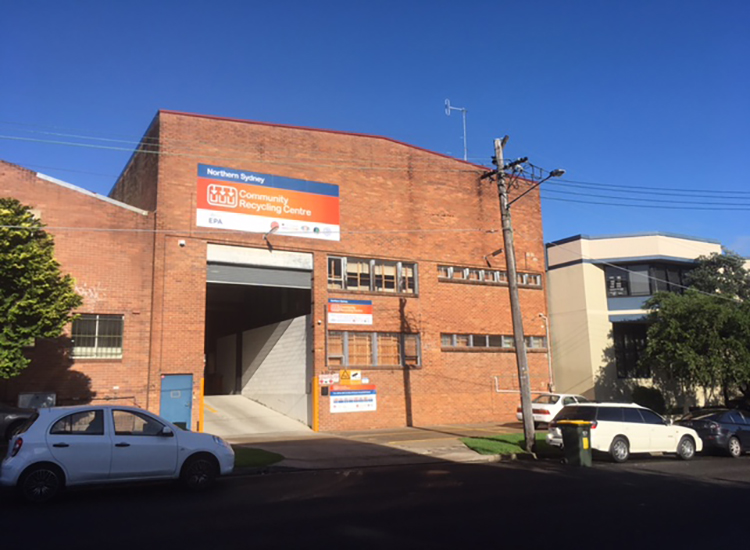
[[115, 442, 131, 447], [52, 443, 69, 448]]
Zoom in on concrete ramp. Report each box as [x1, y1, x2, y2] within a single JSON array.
[[203, 395, 313, 440]]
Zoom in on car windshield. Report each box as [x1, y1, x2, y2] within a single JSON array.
[[532, 395, 560, 405], [553, 406, 596, 421]]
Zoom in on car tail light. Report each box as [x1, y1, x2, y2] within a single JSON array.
[[535, 409, 551, 416], [10, 437, 23, 457], [590, 421, 598, 429], [516, 407, 522, 413]]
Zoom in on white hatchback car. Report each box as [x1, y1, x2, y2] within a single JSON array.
[[547, 402, 702, 462], [1, 405, 234, 502], [516, 393, 589, 428]]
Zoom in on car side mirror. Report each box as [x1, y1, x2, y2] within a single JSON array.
[[665, 419, 673, 426], [161, 427, 174, 437]]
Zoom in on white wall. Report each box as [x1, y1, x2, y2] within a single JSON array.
[[240, 315, 311, 425]]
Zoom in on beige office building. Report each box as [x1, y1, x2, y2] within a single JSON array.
[[545, 232, 723, 401]]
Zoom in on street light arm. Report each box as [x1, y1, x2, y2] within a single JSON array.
[[507, 169, 565, 207]]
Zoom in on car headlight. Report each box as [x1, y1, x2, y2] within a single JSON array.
[[212, 435, 232, 450]]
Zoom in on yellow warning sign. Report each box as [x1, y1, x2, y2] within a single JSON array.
[[339, 369, 362, 385]]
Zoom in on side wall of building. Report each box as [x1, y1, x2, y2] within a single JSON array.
[[0, 161, 155, 409]]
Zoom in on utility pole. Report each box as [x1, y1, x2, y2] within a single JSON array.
[[494, 137, 536, 453]]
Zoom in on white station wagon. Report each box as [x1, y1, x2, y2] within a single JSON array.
[[547, 402, 703, 462], [1, 405, 234, 503]]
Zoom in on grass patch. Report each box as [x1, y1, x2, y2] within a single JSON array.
[[232, 446, 285, 468], [461, 432, 560, 457]]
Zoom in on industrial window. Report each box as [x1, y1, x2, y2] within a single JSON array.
[[71, 314, 124, 359], [437, 265, 541, 288], [441, 333, 546, 350], [613, 322, 650, 379], [328, 257, 418, 295], [327, 331, 421, 367]]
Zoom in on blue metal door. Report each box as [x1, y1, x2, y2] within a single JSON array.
[[159, 374, 193, 430]]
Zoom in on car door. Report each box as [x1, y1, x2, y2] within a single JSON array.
[[639, 408, 675, 451], [45, 409, 112, 484], [621, 407, 650, 452], [108, 409, 178, 480], [725, 411, 745, 445]]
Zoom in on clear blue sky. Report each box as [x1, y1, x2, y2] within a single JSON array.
[[2, 1, 749, 254]]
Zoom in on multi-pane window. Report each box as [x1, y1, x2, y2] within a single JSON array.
[[329, 257, 417, 294], [328, 331, 421, 367], [441, 333, 546, 350], [71, 314, 124, 359], [346, 259, 371, 291], [438, 265, 541, 288], [606, 263, 692, 298], [613, 322, 650, 378]]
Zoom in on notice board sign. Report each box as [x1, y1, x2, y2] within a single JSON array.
[[327, 299, 373, 325], [330, 384, 377, 413], [196, 164, 340, 241]]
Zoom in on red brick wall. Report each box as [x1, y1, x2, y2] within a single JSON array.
[[1, 111, 550, 431], [144, 111, 549, 430], [0, 161, 155, 410]]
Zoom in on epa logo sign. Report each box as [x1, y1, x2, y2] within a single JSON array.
[[207, 184, 238, 208]]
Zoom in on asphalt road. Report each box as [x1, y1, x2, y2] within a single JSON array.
[[3, 453, 750, 549]]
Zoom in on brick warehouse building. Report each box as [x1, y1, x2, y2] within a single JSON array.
[[0, 110, 551, 432]]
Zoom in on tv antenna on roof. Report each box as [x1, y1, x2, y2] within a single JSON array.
[[445, 99, 468, 161]]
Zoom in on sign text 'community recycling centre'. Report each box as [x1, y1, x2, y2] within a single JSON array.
[[196, 164, 340, 241]]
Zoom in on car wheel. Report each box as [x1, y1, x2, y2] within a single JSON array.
[[727, 436, 742, 458], [19, 464, 64, 504], [181, 455, 219, 490], [677, 436, 696, 461], [609, 436, 629, 463]]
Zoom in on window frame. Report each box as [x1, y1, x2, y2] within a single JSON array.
[[438, 265, 541, 289], [326, 331, 421, 368], [441, 333, 547, 351], [606, 262, 693, 298], [328, 256, 418, 295], [613, 322, 650, 379], [71, 314, 124, 359]]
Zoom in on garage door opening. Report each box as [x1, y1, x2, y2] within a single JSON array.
[[203, 246, 314, 430]]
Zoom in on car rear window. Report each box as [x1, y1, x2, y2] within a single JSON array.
[[14, 412, 39, 436], [681, 410, 726, 421], [596, 407, 623, 422], [553, 406, 596, 421], [532, 395, 560, 405]]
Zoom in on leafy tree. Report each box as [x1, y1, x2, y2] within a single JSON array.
[[0, 198, 83, 378], [642, 250, 750, 409], [685, 250, 750, 301]]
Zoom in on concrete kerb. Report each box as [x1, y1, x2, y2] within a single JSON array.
[[225, 422, 531, 476]]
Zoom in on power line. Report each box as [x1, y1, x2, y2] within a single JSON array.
[[546, 179, 750, 198], [542, 187, 750, 206], [540, 195, 750, 211], [555, 177, 750, 195]]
